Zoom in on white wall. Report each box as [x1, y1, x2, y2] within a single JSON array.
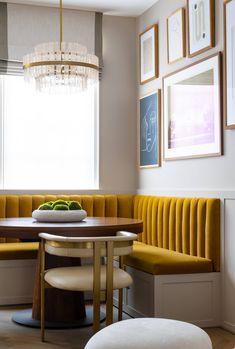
[[137, 0, 235, 195], [100, 15, 137, 193], [137, 0, 235, 332]]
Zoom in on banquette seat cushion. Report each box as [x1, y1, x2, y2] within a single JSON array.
[[124, 242, 213, 275], [0, 242, 39, 260]]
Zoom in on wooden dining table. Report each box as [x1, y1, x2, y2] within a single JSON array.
[[0, 216, 143, 328]]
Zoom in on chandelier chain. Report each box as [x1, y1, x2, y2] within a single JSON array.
[[60, 0, 62, 51]]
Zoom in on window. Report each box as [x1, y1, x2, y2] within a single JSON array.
[[0, 75, 99, 190]]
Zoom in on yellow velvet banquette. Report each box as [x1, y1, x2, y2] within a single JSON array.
[[0, 195, 220, 276]]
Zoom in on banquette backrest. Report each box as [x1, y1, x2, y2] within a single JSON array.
[[0, 195, 133, 243], [0, 195, 220, 271], [132, 196, 220, 272]]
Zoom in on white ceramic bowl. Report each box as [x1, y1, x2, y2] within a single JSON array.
[[32, 209, 87, 222]]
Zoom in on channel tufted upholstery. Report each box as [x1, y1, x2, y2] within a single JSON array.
[[0, 194, 133, 245], [130, 196, 220, 272], [0, 195, 220, 275]]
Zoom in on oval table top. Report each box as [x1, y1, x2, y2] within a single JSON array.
[[0, 217, 143, 239]]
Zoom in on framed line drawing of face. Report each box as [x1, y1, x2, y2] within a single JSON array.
[[139, 90, 161, 168], [187, 0, 215, 57], [139, 25, 158, 84], [167, 8, 186, 64]]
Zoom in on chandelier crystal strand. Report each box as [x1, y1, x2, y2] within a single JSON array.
[[23, 0, 99, 93]]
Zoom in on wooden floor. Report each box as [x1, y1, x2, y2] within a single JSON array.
[[0, 305, 235, 349], [206, 327, 235, 349]]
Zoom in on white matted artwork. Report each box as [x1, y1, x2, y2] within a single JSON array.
[[139, 25, 158, 84], [224, 0, 235, 129], [167, 8, 186, 64], [187, 0, 215, 57], [163, 53, 222, 161]]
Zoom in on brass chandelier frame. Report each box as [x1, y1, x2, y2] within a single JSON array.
[[23, 0, 99, 72]]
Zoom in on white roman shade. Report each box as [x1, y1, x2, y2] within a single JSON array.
[[0, 3, 103, 75]]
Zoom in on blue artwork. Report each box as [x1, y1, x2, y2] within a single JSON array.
[[140, 91, 160, 167]]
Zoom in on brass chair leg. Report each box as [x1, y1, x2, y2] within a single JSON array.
[[93, 242, 101, 333], [40, 241, 45, 342], [41, 277, 45, 342], [118, 256, 124, 321], [106, 241, 114, 326]]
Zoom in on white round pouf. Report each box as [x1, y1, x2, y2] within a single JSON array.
[[84, 318, 212, 349]]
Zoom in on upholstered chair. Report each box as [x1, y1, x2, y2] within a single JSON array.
[[39, 231, 137, 341]]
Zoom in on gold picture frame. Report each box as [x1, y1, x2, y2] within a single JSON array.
[[187, 0, 215, 57], [163, 53, 222, 161], [167, 8, 186, 64], [139, 24, 158, 85]]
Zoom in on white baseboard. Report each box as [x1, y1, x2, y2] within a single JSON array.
[[222, 321, 235, 333], [122, 266, 221, 328], [0, 259, 36, 305]]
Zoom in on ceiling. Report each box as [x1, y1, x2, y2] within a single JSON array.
[[3, 0, 158, 16]]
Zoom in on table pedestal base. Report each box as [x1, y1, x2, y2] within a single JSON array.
[[12, 305, 106, 329]]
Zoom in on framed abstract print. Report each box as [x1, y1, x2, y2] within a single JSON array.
[[139, 25, 158, 84], [139, 90, 161, 168], [224, 0, 235, 128], [163, 53, 221, 161], [167, 8, 186, 64], [187, 0, 215, 57]]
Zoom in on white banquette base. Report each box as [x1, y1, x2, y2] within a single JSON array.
[[114, 265, 221, 328], [0, 257, 98, 305], [0, 259, 36, 305], [0, 258, 221, 330]]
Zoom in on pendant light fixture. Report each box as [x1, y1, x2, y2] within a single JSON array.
[[23, 0, 99, 93]]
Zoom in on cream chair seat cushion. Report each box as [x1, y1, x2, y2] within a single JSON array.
[[84, 318, 212, 349], [45, 265, 132, 291]]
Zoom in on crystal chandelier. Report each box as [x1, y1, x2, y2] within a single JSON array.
[[23, 0, 99, 93]]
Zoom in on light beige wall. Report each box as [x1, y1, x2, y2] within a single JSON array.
[[100, 15, 137, 193], [137, 0, 235, 194]]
